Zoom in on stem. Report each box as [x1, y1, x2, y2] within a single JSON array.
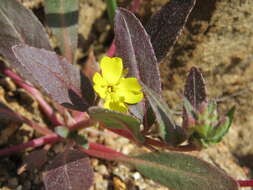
[[130, 0, 142, 13], [104, 124, 199, 152], [238, 180, 253, 187], [107, 39, 116, 57], [0, 117, 93, 156], [21, 117, 54, 135], [0, 135, 58, 156], [106, 0, 118, 25], [0, 67, 63, 126]]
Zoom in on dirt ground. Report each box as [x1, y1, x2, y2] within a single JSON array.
[[0, 0, 253, 189]]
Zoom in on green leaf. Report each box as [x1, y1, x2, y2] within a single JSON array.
[[44, 0, 79, 63], [105, 0, 117, 24], [143, 84, 185, 146], [55, 126, 88, 148], [55, 126, 70, 138], [128, 152, 238, 190], [69, 131, 89, 149], [88, 107, 145, 143], [208, 106, 235, 143]]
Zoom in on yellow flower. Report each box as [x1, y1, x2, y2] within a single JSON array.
[[93, 56, 143, 113]]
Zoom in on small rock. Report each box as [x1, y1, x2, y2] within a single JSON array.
[[132, 172, 141, 180], [0, 77, 16, 91], [16, 185, 22, 190], [96, 165, 109, 176]]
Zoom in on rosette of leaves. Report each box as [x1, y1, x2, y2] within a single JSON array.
[[0, 0, 239, 190], [183, 67, 235, 148]]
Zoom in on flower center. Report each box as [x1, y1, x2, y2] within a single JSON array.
[[107, 85, 115, 93]]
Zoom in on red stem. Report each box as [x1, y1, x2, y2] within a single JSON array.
[[0, 135, 59, 156], [0, 117, 93, 156], [107, 39, 116, 57], [130, 0, 142, 13], [0, 67, 63, 126], [237, 180, 253, 187]]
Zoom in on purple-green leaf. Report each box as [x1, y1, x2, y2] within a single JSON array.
[[0, 0, 51, 79], [88, 107, 145, 143], [44, 0, 79, 63], [127, 152, 238, 190], [114, 8, 161, 120], [143, 84, 185, 146], [183, 67, 207, 128], [43, 149, 94, 190], [146, 0, 196, 61], [12, 44, 94, 111]]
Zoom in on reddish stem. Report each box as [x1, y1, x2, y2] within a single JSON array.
[[0, 117, 94, 156], [0, 67, 63, 126], [237, 180, 253, 187], [107, 39, 116, 57], [130, 0, 142, 13], [0, 135, 59, 156]]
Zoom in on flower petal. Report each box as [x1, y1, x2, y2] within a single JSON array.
[[117, 78, 144, 104], [94, 84, 107, 99], [100, 56, 123, 85], [93, 72, 107, 98], [104, 96, 128, 113]]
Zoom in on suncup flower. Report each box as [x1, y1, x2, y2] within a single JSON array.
[[93, 56, 143, 113]]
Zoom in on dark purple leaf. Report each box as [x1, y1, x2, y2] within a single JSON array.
[[43, 149, 94, 190], [0, 101, 23, 123], [12, 44, 94, 111], [146, 0, 196, 62], [0, 0, 51, 82], [44, 0, 79, 63], [115, 8, 161, 119], [24, 149, 48, 171], [183, 67, 207, 128]]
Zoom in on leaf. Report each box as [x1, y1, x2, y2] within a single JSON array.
[[0, 101, 23, 123], [55, 126, 88, 148], [115, 8, 161, 120], [0, 0, 51, 82], [145, 0, 196, 61], [55, 126, 70, 138], [143, 84, 185, 146], [127, 152, 238, 190], [88, 107, 145, 143], [24, 150, 48, 171], [43, 149, 94, 190], [183, 67, 207, 128], [44, 0, 79, 63], [208, 106, 235, 143], [12, 44, 94, 111]]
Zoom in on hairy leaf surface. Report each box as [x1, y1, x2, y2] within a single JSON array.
[[146, 0, 196, 61], [128, 152, 238, 190], [115, 8, 161, 120], [12, 44, 94, 111], [183, 67, 206, 128], [0, 0, 51, 81], [43, 149, 93, 190]]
